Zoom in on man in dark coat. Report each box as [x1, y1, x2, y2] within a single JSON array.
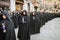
[[0, 11, 16, 40], [18, 10, 30, 40]]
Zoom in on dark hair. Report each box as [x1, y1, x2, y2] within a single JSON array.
[[1, 11, 9, 20], [22, 10, 27, 15], [23, 10, 27, 13]]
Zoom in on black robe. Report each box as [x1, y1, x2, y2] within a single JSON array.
[[11, 13, 19, 28], [0, 21, 6, 40], [30, 13, 36, 34], [0, 20, 16, 40], [41, 13, 46, 25], [45, 13, 52, 22], [18, 14, 30, 40], [39, 12, 43, 27], [48, 13, 54, 20], [30, 12, 42, 34], [55, 13, 60, 18], [0, 11, 16, 40], [45, 13, 49, 22], [51, 13, 55, 19], [35, 12, 42, 33]]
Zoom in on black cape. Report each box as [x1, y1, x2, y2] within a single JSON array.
[[30, 13, 36, 34], [18, 14, 30, 40], [0, 11, 16, 40]]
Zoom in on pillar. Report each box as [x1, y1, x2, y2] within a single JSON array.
[[23, 0, 28, 12], [10, 0, 16, 11]]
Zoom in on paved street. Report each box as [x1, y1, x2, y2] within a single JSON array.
[[15, 18, 60, 40]]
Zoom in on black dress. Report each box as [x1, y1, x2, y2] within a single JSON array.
[[11, 13, 19, 28], [0, 19, 16, 40], [35, 12, 41, 33], [0, 22, 6, 40], [30, 13, 36, 34], [0, 11, 16, 40], [18, 14, 30, 40], [41, 13, 46, 25]]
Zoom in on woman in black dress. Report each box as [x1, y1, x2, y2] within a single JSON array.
[[0, 11, 16, 40], [18, 10, 30, 40]]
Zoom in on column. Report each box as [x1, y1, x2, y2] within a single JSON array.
[[10, 0, 16, 11], [23, 0, 28, 12]]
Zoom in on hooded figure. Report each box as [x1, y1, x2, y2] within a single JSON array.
[[45, 13, 51, 22], [54, 13, 60, 18], [18, 10, 30, 40], [0, 11, 16, 40], [11, 12, 19, 28], [30, 12, 36, 34], [35, 12, 42, 33], [41, 13, 46, 25]]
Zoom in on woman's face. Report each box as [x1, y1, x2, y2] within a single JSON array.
[[2, 15, 7, 19], [33, 13, 35, 15], [23, 12, 26, 15]]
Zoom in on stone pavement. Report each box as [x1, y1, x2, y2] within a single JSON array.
[[31, 18, 60, 40], [15, 18, 60, 40]]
